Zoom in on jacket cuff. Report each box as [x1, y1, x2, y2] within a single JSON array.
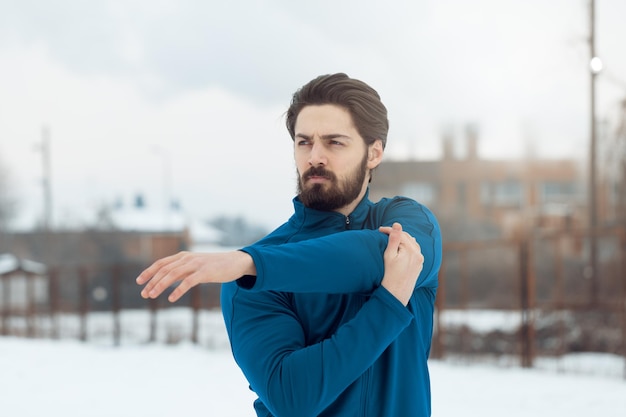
[[372, 285, 414, 324], [236, 247, 262, 290]]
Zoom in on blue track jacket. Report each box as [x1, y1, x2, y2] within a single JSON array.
[[221, 191, 442, 417]]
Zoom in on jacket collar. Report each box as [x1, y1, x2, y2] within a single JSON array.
[[290, 189, 373, 230]]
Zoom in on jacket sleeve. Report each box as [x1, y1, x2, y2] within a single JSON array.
[[221, 282, 414, 417], [240, 198, 441, 294]]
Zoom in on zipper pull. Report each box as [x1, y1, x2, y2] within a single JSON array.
[[345, 216, 351, 228]]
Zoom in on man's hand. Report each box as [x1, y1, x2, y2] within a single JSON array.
[[136, 251, 256, 302], [378, 223, 424, 306]]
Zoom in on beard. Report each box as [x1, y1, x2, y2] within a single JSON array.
[[297, 152, 368, 211]]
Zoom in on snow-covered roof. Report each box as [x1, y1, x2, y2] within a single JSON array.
[[109, 207, 188, 232], [189, 219, 223, 244], [107, 204, 223, 245], [0, 254, 47, 276]]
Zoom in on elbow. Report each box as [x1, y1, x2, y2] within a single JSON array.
[[259, 375, 326, 417], [261, 393, 322, 417], [270, 407, 318, 417]]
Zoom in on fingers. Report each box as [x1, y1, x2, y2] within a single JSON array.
[[137, 252, 194, 300], [382, 222, 424, 273], [383, 223, 403, 255], [381, 223, 419, 255], [380, 223, 425, 306], [137, 251, 248, 303], [166, 272, 199, 303], [136, 252, 183, 285], [378, 221, 402, 236]]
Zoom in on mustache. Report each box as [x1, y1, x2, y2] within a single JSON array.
[[303, 166, 335, 181]]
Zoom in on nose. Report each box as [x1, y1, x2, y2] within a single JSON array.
[[308, 142, 327, 166]]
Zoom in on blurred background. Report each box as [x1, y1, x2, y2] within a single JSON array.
[[1, 0, 625, 381]]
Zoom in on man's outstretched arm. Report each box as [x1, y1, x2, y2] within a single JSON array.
[[137, 198, 440, 301], [136, 250, 256, 303]]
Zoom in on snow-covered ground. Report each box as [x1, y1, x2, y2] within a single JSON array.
[[2, 309, 625, 416]]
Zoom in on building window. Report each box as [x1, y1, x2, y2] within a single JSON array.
[[481, 180, 523, 207], [401, 182, 436, 205], [480, 182, 492, 205], [539, 181, 579, 203]]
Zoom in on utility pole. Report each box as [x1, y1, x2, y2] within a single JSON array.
[[588, 0, 600, 306], [41, 125, 53, 231], [151, 146, 173, 230]]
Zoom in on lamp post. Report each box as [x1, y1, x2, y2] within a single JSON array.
[[588, 0, 601, 306], [40, 125, 52, 231]]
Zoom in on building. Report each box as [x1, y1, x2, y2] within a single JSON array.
[[0, 253, 47, 310], [370, 129, 586, 240], [0, 253, 47, 336]]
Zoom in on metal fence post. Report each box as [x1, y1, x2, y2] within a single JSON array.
[[49, 267, 59, 339], [519, 237, 535, 368], [191, 286, 201, 344], [432, 257, 446, 359], [111, 265, 121, 347], [1, 278, 8, 336], [79, 267, 89, 342], [149, 297, 158, 343], [618, 230, 626, 380]]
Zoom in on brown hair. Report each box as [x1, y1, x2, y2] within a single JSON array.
[[286, 73, 389, 149]]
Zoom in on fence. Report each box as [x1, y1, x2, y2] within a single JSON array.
[[431, 228, 626, 378], [0, 263, 222, 346], [1, 230, 625, 377]]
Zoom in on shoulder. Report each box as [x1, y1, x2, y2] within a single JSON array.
[[373, 195, 436, 218], [370, 196, 440, 235]]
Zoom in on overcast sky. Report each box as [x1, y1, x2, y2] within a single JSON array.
[[1, 0, 625, 231]]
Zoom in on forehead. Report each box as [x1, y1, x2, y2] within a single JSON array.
[[294, 104, 357, 135]]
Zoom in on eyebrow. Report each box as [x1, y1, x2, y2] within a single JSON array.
[[295, 133, 352, 141]]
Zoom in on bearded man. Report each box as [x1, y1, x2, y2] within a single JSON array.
[[137, 73, 442, 417]]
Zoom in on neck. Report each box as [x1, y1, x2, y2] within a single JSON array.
[[334, 181, 369, 217]]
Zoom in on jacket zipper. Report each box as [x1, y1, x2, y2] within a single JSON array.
[[345, 215, 351, 229]]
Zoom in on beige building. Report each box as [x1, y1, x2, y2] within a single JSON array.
[[370, 130, 587, 239]]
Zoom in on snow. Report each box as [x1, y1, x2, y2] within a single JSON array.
[[0, 253, 47, 276], [438, 309, 523, 333], [107, 205, 188, 233], [1, 310, 625, 416], [0, 338, 255, 417], [430, 360, 625, 417]]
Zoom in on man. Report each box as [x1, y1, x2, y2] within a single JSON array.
[[137, 73, 442, 416]]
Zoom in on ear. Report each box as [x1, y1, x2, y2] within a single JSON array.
[[367, 139, 384, 170]]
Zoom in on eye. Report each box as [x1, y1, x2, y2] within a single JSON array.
[[297, 139, 311, 146]]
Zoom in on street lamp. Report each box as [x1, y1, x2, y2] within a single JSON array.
[[590, 56, 603, 74], [588, 0, 599, 306]]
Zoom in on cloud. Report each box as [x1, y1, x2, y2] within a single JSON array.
[[1, 0, 626, 230], [0, 42, 295, 229]]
